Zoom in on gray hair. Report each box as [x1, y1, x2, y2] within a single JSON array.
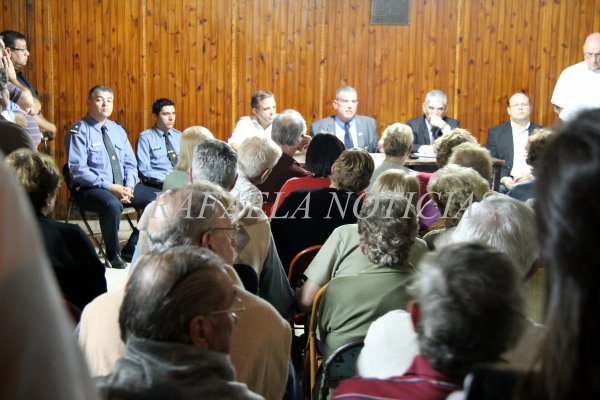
[[271, 109, 306, 147], [451, 194, 539, 277], [145, 185, 226, 252], [382, 123, 413, 157], [191, 139, 238, 189], [335, 85, 357, 98], [358, 194, 418, 267], [237, 136, 282, 179], [411, 242, 526, 378], [424, 89, 448, 106], [119, 247, 229, 343]]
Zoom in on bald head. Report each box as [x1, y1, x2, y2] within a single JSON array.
[[583, 32, 600, 71]]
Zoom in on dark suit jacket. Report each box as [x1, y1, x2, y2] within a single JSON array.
[[486, 121, 542, 178], [310, 115, 378, 153], [38, 216, 107, 309], [406, 116, 460, 152]]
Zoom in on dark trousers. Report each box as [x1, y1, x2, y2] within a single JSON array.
[[75, 184, 157, 259]]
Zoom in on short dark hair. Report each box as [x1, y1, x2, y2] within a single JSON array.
[[506, 91, 531, 107], [305, 133, 345, 177], [0, 30, 26, 48], [152, 98, 175, 115], [251, 90, 274, 109], [88, 85, 113, 99], [119, 247, 229, 343]]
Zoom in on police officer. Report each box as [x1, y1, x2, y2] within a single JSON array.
[[136, 98, 181, 190], [65, 85, 155, 268]]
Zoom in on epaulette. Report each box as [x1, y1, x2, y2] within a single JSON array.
[[69, 122, 82, 134]]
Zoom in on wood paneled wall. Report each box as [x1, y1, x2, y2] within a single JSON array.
[[2, 0, 600, 215]]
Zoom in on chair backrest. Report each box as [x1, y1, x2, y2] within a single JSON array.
[[319, 338, 364, 399], [288, 244, 322, 290], [306, 284, 328, 399]]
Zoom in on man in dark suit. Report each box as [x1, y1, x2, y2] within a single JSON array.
[[407, 89, 460, 154], [486, 91, 542, 192], [310, 86, 378, 153]]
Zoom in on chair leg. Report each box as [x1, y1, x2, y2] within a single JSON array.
[[65, 199, 73, 223], [79, 208, 108, 261]]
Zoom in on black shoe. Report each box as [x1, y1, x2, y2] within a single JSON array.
[[107, 255, 127, 269]]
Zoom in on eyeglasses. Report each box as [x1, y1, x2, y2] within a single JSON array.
[[336, 99, 358, 105], [210, 223, 241, 240], [210, 296, 245, 318], [10, 47, 28, 53]]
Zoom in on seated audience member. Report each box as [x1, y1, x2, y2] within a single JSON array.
[[95, 247, 262, 400], [271, 132, 345, 215], [162, 125, 214, 191], [334, 243, 526, 400], [507, 128, 555, 203], [407, 89, 460, 154], [0, 66, 35, 154], [190, 140, 295, 317], [367, 122, 417, 191], [447, 142, 493, 181], [0, 157, 98, 400], [64, 85, 156, 268], [228, 90, 277, 150], [79, 186, 291, 400], [6, 149, 107, 310], [271, 148, 374, 270], [417, 128, 477, 229], [358, 195, 541, 380], [459, 108, 600, 400], [231, 135, 282, 209], [311, 85, 378, 152], [296, 169, 429, 312], [256, 109, 311, 205], [136, 98, 180, 190], [424, 164, 489, 249], [487, 91, 543, 192], [317, 194, 418, 359]]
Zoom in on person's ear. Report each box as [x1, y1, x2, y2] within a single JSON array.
[[409, 301, 420, 330], [201, 230, 213, 250], [189, 315, 211, 348]]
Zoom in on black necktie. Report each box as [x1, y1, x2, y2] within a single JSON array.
[[344, 122, 354, 149], [432, 127, 442, 142], [164, 132, 178, 167], [101, 125, 124, 185]]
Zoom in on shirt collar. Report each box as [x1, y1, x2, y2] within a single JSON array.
[[335, 115, 354, 129]]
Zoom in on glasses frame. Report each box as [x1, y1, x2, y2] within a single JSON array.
[[10, 47, 28, 53], [209, 296, 245, 317]]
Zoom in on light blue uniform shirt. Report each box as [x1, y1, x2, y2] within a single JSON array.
[[65, 114, 139, 190], [136, 127, 181, 181]]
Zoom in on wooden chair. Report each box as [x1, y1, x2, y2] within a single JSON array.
[[303, 283, 328, 400], [288, 244, 323, 290]]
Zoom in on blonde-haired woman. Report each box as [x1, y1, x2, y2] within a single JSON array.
[[162, 126, 214, 191]]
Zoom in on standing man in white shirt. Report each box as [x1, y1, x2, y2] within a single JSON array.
[[551, 32, 600, 122], [487, 91, 542, 192], [228, 90, 276, 150]]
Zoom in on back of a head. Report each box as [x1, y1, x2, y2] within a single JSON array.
[[358, 193, 417, 267], [145, 185, 226, 252], [427, 164, 490, 227], [434, 128, 477, 168], [237, 135, 282, 180], [270, 109, 306, 147], [451, 194, 539, 277], [411, 242, 525, 378], [382, 123, 414, 157], [191, 139, 237, 189], [119, 247, 228, 343], [305, 133, 345, 177], [526, 128, 555, 172], [532, 108, 600, 399], [448, 142, 493, 181], [176, 126, 214, 171], [5, 149, 60, 213], [330, 148, 374, 192], [370, 169, 420, 209]]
